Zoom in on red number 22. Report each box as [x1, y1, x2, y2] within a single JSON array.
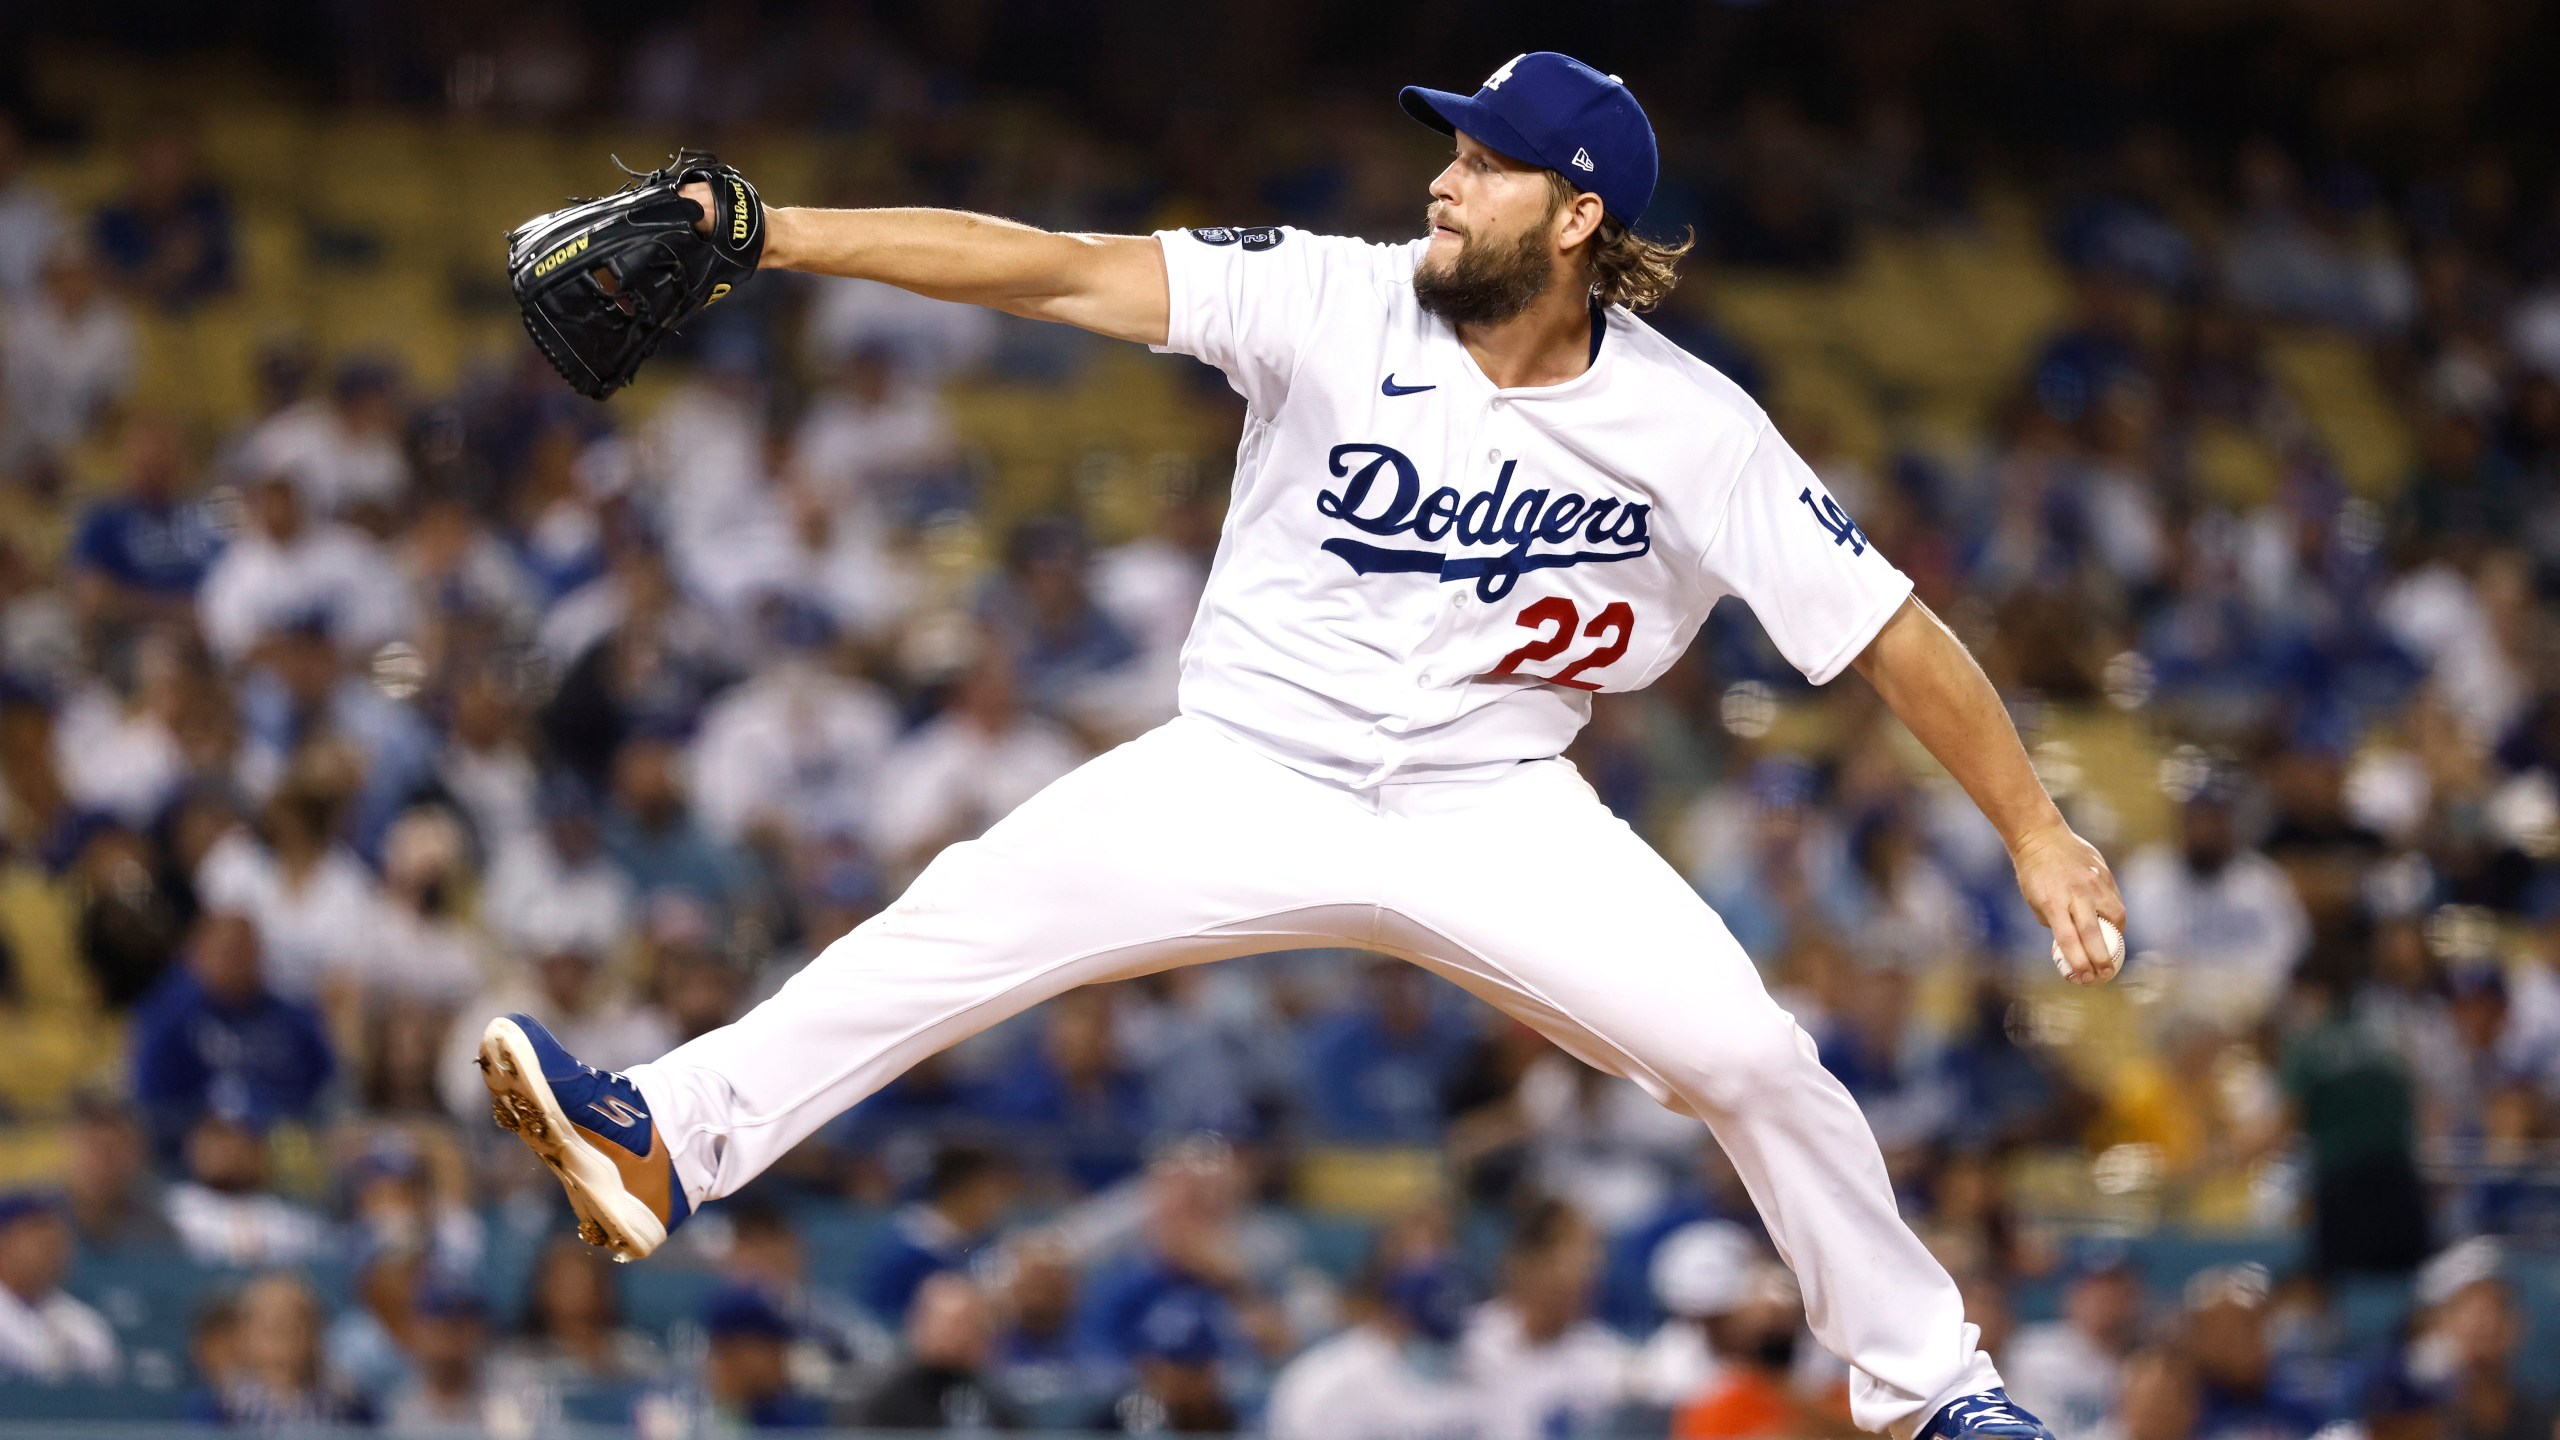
[[1487, 598, 1634, 690]]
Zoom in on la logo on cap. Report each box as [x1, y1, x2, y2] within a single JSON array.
[[1484, 54, 1524, 89]]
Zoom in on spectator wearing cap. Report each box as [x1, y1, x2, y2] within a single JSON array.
[[162, 1112, 330, 1268], [2004, 1242, 2147, 1438], [196, 468, 410, 665], [688, 594, 899, 853], [1266, 1217, 1485, 1440], [1626, 1220, 1754, 1410], [1668, 1242, 1849, 1440], [697, 1284, 829, 1430], [128, 910, 335, 1157], [2119, 776, 2312, 1034], [0, 1191, 119, 1384], [1460, 1200, 1633, 1440], [857, 1271, 1024, 1430], [1086, 1286, 1237, 1435], [433, 655, 542, 857], [232, 358, 412, 523], [382, 1281, 496, 1439], [66, 417, 225, 631], [325, 1241, 427, 1407], [857, 1142, 1019, 1325], [2180, 1265, 2329, 1440], [868, 646, 1084, 879], [89, 126, 234, 312], [2407, 1239, 2555, 1440]]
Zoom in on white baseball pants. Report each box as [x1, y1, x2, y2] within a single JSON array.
[[628, 716, 1999, 1433]]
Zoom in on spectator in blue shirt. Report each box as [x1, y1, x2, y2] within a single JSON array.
[[974, 990, 1152, 1191], [1302, 962, 1475, 1142], [128, 911, 335, 1157], [697, 1285, 829, 1429], [67, 414, 224, 629], [856, 1143, 1019, 1324], [90, 127, 233, 312]]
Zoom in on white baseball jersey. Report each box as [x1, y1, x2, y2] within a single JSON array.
[[1150, 225, 1913, 787]]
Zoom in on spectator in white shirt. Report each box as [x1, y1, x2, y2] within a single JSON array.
[[0, 1192, 119, 1385], [360, 805, 489, 1010], [1459, 1200, 1633, 1440], [435, 656, 541, 855], [870, 647, 1083, 874], [0, 114, 64, 300], [197, 472, 411, 664], [1627, 1220, 1759, 1409], [480, 770, 634, 961], [231, 359, 413, 524], [194, 761, 383, 1004], [52, 624, 188, 827], [801, 276, 996, 384], [2005, 1243, 2147, 1440], [2119, 778, 2312, 1033], [792, 342, 963, 508], [689, 600, 899, 851], [162, 1114, 329, 1269], [1, 238, 134, 458], [1267, 1214, 1488, 1440]]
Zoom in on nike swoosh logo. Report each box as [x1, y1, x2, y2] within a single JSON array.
[[1381, 375, 1436, 396]]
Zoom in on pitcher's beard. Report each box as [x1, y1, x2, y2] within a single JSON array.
[[1413, 214, 1555, 327]]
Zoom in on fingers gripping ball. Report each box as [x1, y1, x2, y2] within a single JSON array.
[[2053, 917, 2125, 982], [507, 151, 765, 400]]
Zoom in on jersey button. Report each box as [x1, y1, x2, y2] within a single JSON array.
[[1486, 448, 1501, 463]]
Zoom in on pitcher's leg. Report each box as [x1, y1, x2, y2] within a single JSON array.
[[1381, 762, 1996, 1437], [631, 719, 1384, 1207]]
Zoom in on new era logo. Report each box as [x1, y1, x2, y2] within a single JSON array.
[[1571, 148, 1596, 173]]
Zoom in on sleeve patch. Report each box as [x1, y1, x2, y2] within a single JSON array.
[[1190, 225, 1285, 250]]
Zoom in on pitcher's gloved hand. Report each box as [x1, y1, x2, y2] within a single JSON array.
[[507, 151, 764, 400]]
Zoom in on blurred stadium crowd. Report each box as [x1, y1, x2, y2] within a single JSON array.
[[1, 0, 2559, 1436]]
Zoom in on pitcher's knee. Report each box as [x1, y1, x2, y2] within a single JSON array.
[[1674, 1011, 1825, 1114]]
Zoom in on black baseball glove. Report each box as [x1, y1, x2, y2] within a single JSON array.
[[507, 151, 766, 400]]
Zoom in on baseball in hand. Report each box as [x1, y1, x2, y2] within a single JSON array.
[[2053, 918, 2125, 982]]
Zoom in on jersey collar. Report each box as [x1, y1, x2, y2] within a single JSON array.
[[1445, 296, 1614, 399]]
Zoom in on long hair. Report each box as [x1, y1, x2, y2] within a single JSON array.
[[1547, 171, 1693, 312]]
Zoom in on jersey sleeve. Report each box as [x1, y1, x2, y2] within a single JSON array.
[[1699, 425, 1915, 685], [1150, 226, 1358, 414]]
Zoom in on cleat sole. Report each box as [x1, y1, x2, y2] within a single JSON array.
[[477, 1017, 668, 1262]]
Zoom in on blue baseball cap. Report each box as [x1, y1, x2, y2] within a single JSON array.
[[1400, 52, 1658, 225]]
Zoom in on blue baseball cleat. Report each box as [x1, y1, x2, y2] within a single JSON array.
[[1919, 1390, 2058, 1440], [477, 1014, 690, 1262]]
